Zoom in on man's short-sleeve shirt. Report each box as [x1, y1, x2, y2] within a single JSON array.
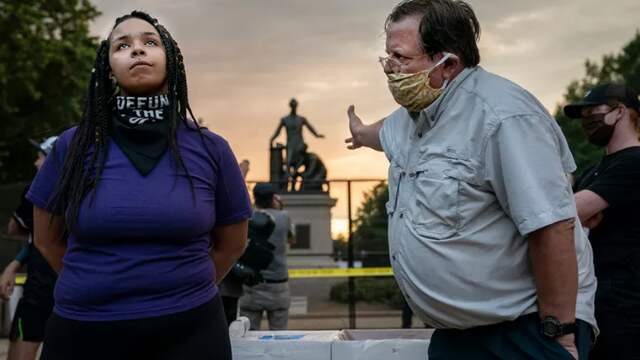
[[379, 66, 597, 330]]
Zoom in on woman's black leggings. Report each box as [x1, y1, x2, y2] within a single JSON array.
[[40, 293, 231, 360]]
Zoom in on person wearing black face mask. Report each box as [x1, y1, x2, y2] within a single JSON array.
[[564, 83, 640, 360]]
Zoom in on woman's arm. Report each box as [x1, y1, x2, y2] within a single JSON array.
[[33, 206, 66, 273], [210, 220, 248, 284]]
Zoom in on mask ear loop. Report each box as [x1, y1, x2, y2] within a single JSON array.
[[432, 52, 452, 69], [430, 53, 453, 90]]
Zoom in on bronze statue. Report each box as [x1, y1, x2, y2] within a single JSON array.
[[270, 98, 324, 171], [270, 98, 327, 192]]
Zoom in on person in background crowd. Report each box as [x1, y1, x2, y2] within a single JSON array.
[[565, 83, 640, 360], [0, 136, 58, 360], [239, 183, 294, 330]]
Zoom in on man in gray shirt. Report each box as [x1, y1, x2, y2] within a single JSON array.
[[345, 1, 596, 358], [239, 183, 293, 330]]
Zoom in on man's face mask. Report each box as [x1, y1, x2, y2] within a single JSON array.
[[386, 53, 452, 112], [581, 107, 621, 147]]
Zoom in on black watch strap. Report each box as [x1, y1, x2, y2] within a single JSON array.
[[558, 322, 577, 336], [541, 316, 577, 338]]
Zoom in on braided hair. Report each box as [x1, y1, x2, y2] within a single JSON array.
[[48, 11, 208, 229]]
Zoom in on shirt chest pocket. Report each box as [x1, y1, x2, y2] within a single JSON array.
[[409, 158, 476, 239], [386, 160, 404, 216]]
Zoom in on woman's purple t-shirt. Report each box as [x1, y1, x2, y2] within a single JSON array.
[[27, 125, 252, 321]]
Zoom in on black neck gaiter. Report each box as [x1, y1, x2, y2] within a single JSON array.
[[111, 95, 171, 176]]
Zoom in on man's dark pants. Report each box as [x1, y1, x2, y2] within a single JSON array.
[[428, 313, 592, 360]]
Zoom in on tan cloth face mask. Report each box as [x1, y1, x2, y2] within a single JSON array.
[[386, 53, 452, 112]]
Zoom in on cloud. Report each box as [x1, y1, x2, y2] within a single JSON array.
[[494, 9, 554, 30]]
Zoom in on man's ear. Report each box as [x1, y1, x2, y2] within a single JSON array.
[[441, 54, 461, 81], [619, 105, 627, 118]]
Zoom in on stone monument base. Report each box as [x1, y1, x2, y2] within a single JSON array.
[[280, 192, 337, 269]]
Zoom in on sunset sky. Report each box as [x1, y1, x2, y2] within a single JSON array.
[[90, 0, 640, 235]]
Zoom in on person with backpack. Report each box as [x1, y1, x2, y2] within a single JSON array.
[[239, 183, 293, 330]]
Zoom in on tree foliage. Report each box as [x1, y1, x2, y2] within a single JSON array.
[[351, 182, 389, 265], [555, 31, 640, 174], [0, 0, 99, 181]]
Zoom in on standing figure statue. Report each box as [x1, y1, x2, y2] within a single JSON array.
[[270, 98, 324, 176]]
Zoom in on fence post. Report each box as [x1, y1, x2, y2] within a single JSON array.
[[347, 180, 356, 329]]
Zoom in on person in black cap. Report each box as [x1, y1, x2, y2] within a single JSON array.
[[238, 183, 294, 330], [564, 83, 640, 359], [0, 136, 58, 360]]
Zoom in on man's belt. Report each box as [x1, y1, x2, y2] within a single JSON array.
[[261, 278, 288, 284]]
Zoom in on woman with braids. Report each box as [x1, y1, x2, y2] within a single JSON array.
[[27, 11, 251, 360]]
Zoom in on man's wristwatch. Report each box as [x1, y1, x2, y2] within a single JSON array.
[[540, 316, 576, 338]]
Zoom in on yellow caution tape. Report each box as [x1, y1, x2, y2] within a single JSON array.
[[15, 274, 26, 286], [12, 268, 394, 285], [288, 267, 394, 278]]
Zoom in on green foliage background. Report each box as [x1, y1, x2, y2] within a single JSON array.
[[555, 31, 640, 174], [0, 0, 99, 182]]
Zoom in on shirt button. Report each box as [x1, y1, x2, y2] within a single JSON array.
[[392, 255, 396, 261], [409, 172, 416, 178], [399, 213, 404, 218]]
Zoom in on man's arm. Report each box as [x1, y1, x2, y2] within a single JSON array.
[[529, 219, 578, 322], [0, 260, 22, 301], [7, 218, 28, 238], [574, 190, 608, 225], [210, 220, 248, 284], [238, 159, 250, 179], [528, 218, 579, 358], [33, 206, 66, 272], [287, 217, 295, 246], [345, 105, 384, 151]]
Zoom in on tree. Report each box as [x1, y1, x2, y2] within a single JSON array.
[[351, 182, 389, 266], [0, 0, 100, 182], [555, 31, 640, 174]]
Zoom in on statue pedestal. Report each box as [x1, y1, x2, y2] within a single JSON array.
[[280, 193, 337, 268]]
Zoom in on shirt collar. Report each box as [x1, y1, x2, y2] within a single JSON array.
[[421, 66, 479, 128]]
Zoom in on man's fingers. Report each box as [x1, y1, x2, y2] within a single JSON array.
[[345, 137, 353, 143], [347, 105, 360, 123], [348, 105, 355, 116]]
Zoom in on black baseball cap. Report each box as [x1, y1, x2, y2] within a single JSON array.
[[253, 183, 276, 198], [564, 84, 640, 119]]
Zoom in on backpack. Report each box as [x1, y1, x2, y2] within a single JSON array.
[[232, 210, 276, 285]]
